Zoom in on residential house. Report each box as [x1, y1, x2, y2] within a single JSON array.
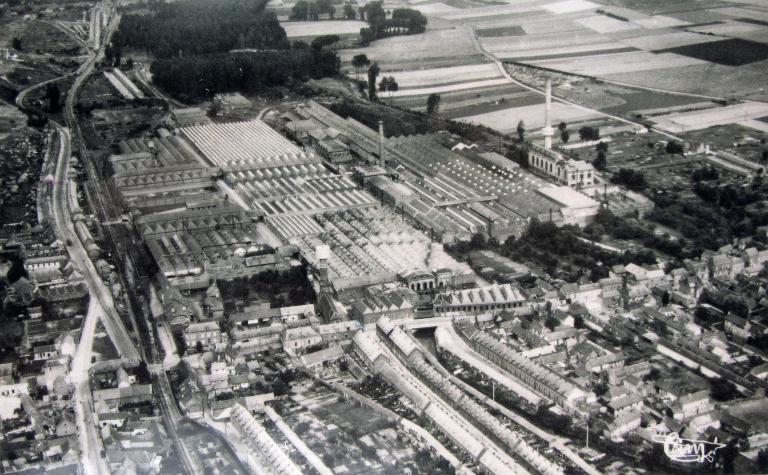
[[605, 411, 642, 441], [282, 326, 322, 355], [724, 314, 753, 340], [183, 322, 222, 350], [673, 390, 712, 421], [609, 394, 644, 418]]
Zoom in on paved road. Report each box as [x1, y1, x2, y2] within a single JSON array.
[[153, 368, 203, 475], [35, 4, 139, 473]]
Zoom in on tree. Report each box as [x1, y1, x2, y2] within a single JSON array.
[[207, 101, 221, 118], [516, 120, 525, 141], [125, 57, 134, 69], [558, 121, 567, 132], [710, 378, 738, 402], [11, 37, 21, 51], [661, 290, 670, 306], [308, 2, 319, 21], [757, 448, 768, 473], [328, 5, 335, 18], [351, 53, 370, 80], [290, 1, 308, 19], [391, 8, 428, 34], [360, 27, 375, 46], [343, 3, 356, 19], [611, 168, 647, 191], [195, 341, 203, 353], [596, 141, 608, 153], [593, 151, 606, 170], [426, 93, 441, 115], [363, 1, 386, 37], [560, 129, 569, 144], [578, 126, 600, 141], [544, 315, 560, 331], [666, 140, 684, 154], [45, 83, 61, 112], [643, 367, 661, 382], [367, 62, 380, 101], [379, 76, 398, 104], [311, 35, 340, 52]]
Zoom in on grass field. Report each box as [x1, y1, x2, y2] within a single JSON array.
[[281, 20, 367, 38], [341, 28, 479, 67], [651, 102, 768, 133], [380, 62, 501, 89], [457, 101, 601, 133]]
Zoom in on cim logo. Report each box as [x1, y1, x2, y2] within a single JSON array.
[[652, 432, 726, 463]]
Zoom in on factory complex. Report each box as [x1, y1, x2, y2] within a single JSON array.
[[106, 93, 607, 296]]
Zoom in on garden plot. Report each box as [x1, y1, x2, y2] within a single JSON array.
[[689, 20, 766, 36], [281, 20, 367, 38], [576, 14, 640, 33], [379, 63, 501, 89], [521, 18, 589, 35], [435, 2, 542, 21], [633, 15, 689, 28], [411, 2, 459, 15], [651, 102, 768, 133], [480, 31, 603, 55], [541, 0, 599, 14], [617, 31, 726, 51], [708, 6, 768, 23], [493, 41, 631, 61], [458, 102, 600, 133], [388, 78, 511, 97], [527, 50, 706, 76], [393, 84, 533, 112]]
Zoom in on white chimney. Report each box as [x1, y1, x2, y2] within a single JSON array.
[[378, 120, 385, 167], [542, 80, 554, 150]]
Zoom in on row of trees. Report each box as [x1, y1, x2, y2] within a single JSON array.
[[113, 0, 289, 58], [359, 2, 427, 45], [150, 48, 340, 101], [290, 0, 338, 20]]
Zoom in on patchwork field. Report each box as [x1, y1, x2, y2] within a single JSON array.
[[345, 0, 768, 126]]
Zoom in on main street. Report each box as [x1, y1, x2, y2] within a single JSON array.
[[31, 2, 140, 473]]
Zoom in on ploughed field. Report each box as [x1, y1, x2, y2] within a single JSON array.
[[344, 0, 768, 134]]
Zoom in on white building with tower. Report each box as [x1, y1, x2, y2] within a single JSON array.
[[528, 80, 595, 189]]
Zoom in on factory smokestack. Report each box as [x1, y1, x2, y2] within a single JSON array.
[[542, 79, 554, 150], [378, 120, 385, 167]]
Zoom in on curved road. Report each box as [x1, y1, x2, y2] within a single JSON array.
[[32, 3, 139, 474], [463, 25, 684, 142]]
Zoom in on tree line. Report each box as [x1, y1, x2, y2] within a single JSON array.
[[112, 0, 290, 58], [113, 0, 342, 101], [150, 48, 340, 101], [359, 2, 427, 45]]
